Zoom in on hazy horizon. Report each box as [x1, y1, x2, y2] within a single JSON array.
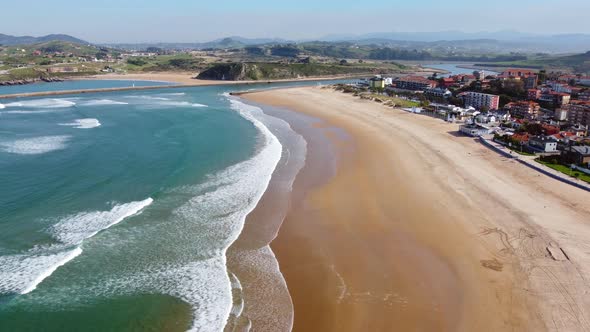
[[2, 0, 590, 43]]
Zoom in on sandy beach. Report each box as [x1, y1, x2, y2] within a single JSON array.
[[243, 87, 590, 331], [0, 72, 367, 99], [83, 72, 370, 86]]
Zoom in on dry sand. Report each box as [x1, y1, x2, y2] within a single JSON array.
[[243, 87, 590, 332], [83, 72, 367, 85], [82, 72, 229, 85]]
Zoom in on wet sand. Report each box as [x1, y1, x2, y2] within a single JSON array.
[[243, 87, 590, 331]]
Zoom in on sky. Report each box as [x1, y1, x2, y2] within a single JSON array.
[[2, 0, 590, 43]]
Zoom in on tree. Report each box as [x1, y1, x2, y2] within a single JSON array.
[[146, 47, 163, 54], [95, 52, 108, 60], [537, 69, 547, 83], [127, 58, 147, 66]]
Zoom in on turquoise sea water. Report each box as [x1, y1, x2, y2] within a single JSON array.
[[0, 79, 351, 331], [0, 80, 176, 95]]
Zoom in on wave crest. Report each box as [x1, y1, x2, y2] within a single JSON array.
[[0, 135, 71, 155]]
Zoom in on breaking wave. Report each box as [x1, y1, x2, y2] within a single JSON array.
[[79, 99, 129, 106], [59, 118, 101, 129], [3, 99, 76, 109], [50, 198, 154, 247], [0, 198, 153, 295], [0, 135, 71, 155]]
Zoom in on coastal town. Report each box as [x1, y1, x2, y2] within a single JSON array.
[[343, 67, 590, 186]]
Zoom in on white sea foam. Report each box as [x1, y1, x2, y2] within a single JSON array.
[[0, 198, 153, 296], [79, 99, 128, 106], [4, 99, 76, 108], [59, 118, 101, 129], [0, 103, 5, 109], [0, 247, 83, 295], [0, 135, 71, 155], [128, 95, 207, 108], [157, 101, 208, 108], [156, 99, 282, 332], [51, 198, 154, 246], [130, 95, 170, 101], [159, 92, 186, 96], [1, 109, 63, 114], [85, 98, 284, 331]]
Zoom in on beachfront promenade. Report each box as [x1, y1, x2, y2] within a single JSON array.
[[479, 135, 590, 192]]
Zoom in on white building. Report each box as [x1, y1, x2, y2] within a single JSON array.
[[460, 92, 500, 110], [459, 124, 493, 137], [528, 136, 558, 153]]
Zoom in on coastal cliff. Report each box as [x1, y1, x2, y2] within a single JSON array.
[[196, 62, 384, 81]]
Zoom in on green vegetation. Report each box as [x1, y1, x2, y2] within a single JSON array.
[[124, 54, 204, 72], [475, 51, 590, 73], [536, 158, 590, 183], [333, 84, 419, 108], [197, 62, 399, 81], [295, 42, 527, 62], [369, 94, 420, 108]]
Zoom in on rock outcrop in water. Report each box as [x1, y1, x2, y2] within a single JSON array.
[[0, 77, 64, 86]]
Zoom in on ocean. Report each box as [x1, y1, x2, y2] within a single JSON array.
[[0, 79, 349, 331]]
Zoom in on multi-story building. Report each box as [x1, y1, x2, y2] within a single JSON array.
[[460, 91, 500, 110], [528, 89, 541, 100], [504, 101, 541, 119], [562, 103, 590, 126], [391, 76, 437, 92], [424, 88, 452, 99], [547, 81, 573, 93], [500, 68, 536, 78], [499, 68, 538, 89], [539, 92, 571, 107], [528, 136, 558, 153], [554, 108, 569, 121], [579, 91, 590, 101]]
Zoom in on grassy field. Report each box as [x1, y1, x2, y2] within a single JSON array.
[[536, 159, 590, 183], [368, 94, 420, 108]]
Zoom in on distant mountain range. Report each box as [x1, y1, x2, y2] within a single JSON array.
[[318, 31, 590, 53], [101, 36, 292, 51], [0, 34, 89, 46], [2, 31, 589, 54]]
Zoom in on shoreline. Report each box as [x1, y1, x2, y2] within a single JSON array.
[[0, 74, 363, 100], [243, 86, 590, 331]]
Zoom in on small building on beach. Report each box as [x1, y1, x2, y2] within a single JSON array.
[[459, 124, 492, 137], [369, 77, 385, 89]]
